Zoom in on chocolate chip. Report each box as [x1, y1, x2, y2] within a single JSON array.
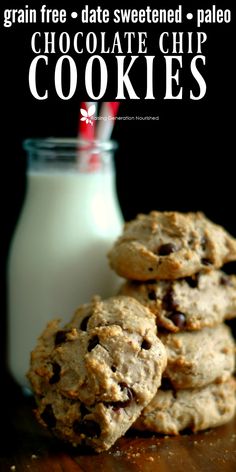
[[157, 326, 169, 334], [201, 258, 212, 266], [220, 275, 233, 287], [148, 290, 157, 301], [141, 339, 152, 350], [169, 312, 186, 328], [119, 383, 135, 401], [148, 267, 154, 272], [109, 384, 135, 410], [73, 419, 101, 438], [185, 275, 199, 288], [111, 366, 117, 372], [87, 335, 99, 352], [158, 243, 177, 256], [49, 362, 61, 384], [119, 382, 128, 390], [123, 387, 134, 404], [110, 399, 131, 411], [41, 404, 56, 428], [131, 280, 143, 286], [160, 377, 173, 391], [201, 236, 207, 251], [162, 288, 178, 311], [55, 330, 68, 346], [80, 315, 90, 331], [80, 403, 90, 418], [188, 237, 195, 247]]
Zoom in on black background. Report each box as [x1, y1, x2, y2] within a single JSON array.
[[1, 0, 235, 376]]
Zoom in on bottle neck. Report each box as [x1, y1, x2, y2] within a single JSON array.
[[24, 138, 117, 175]]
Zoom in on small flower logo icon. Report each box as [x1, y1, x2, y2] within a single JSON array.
[[80, 104, 95, 126]]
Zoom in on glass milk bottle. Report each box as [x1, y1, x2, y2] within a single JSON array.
[[8, 138, 123, 388]]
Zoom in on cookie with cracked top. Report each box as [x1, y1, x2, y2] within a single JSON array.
[[108, 211, 236, 280], [133, 377, 236, 435], [119, 270, 236, 332], [28, 295, 167, 452]]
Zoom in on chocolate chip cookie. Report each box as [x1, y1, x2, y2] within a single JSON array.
[[119, 270, 236, 332], [108, 212, 236, 280], [28, 296, 167, 452], [159, 324, 235, 389], [134, 377, 236, 435]]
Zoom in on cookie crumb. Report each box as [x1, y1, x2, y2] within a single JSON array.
[[10, 467, 16, 471], [147, 456, 154, 462], [31, 454, 38, 459], [112, 450, 122, 457]]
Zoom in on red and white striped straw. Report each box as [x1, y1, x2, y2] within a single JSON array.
[[77, 102, 119, 172], [78, 101, 97, 142], [96, 102, 120, 141], [77, 102, 99, 172]]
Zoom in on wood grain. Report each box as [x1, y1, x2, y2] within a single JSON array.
[[0, 376, 235, 472]]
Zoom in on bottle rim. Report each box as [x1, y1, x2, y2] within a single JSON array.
[[23, 137, 118, 153]]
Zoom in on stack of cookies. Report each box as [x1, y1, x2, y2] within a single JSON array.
[[109, 211, 236, 435], [28, 211, 236, 452]]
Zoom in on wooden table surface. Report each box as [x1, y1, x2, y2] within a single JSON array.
[[1, 375, 235, 472]]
